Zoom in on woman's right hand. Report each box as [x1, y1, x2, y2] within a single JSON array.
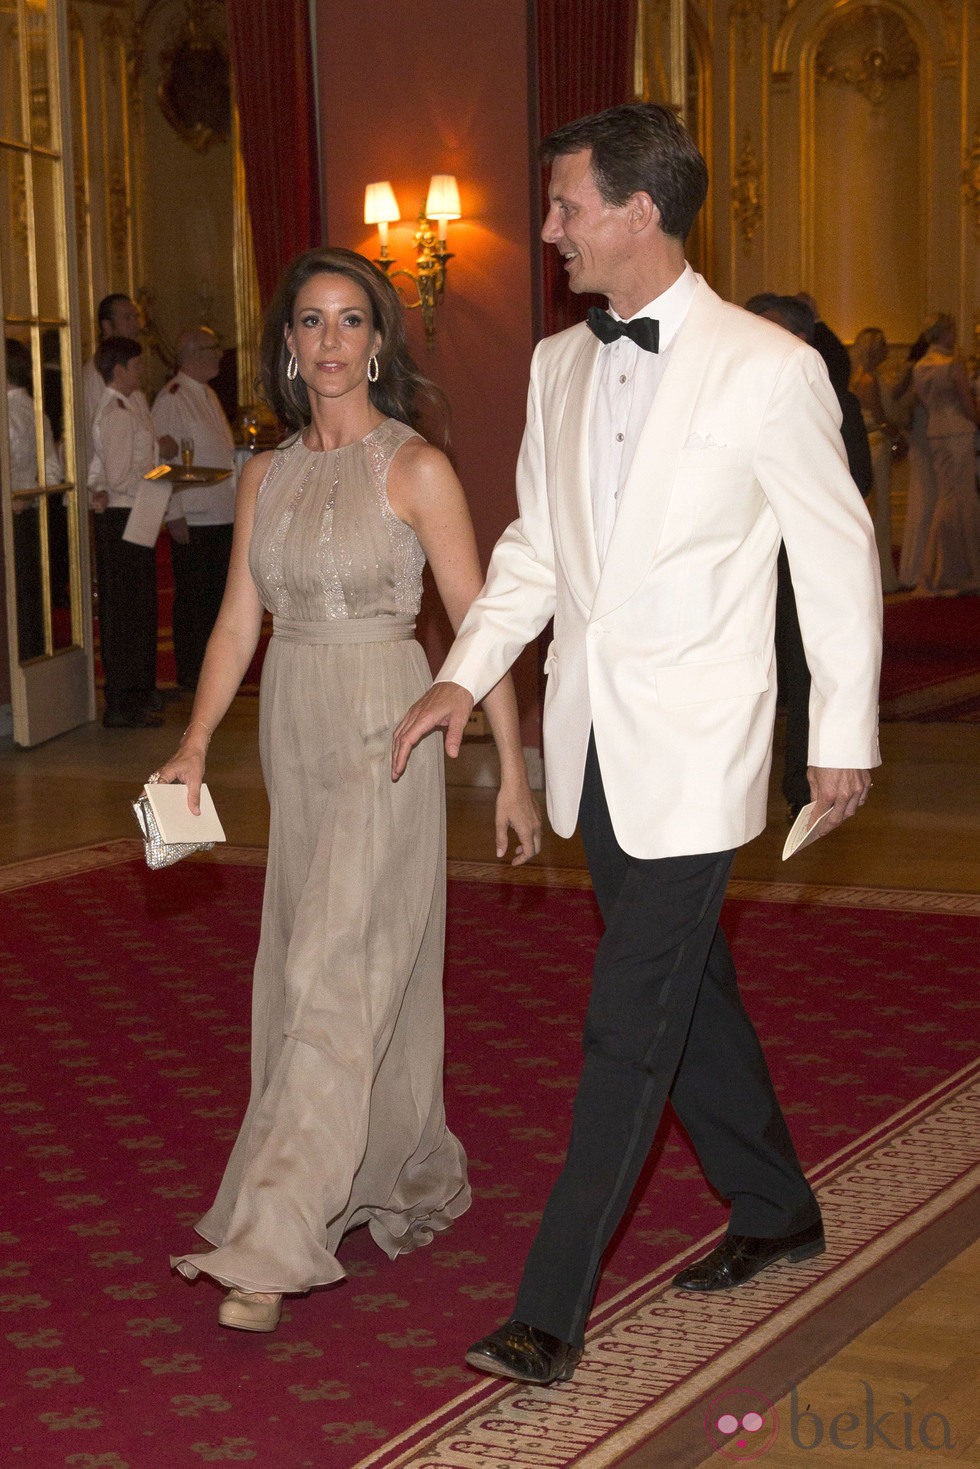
[[148, 733, 209, 814]]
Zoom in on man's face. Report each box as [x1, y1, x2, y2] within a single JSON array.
[[114, 352, 143, 396], [541, 149, 635, 299], [183, 331, 223, 383], [107, 298, 142, 341]]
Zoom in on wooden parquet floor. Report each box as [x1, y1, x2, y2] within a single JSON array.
[[1, 697, 977, 1465]]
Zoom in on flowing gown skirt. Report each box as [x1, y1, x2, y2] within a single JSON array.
[[172, 622, 470, 1293]]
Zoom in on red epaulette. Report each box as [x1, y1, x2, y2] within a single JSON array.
[[168, 381, 181, 394]]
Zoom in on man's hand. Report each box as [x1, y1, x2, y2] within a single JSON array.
[[392, 682, 473, 779], [807, 767, 872, 831]]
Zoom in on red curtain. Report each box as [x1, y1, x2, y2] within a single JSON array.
[[225, 0, 322, 307], [535, 0, 636, 334]]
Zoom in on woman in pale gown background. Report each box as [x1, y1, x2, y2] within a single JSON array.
[[153, 247, 540, 1333], [897, 333, 935, 589], [850, 327, 905, 593], [912, 313, 980, 594]]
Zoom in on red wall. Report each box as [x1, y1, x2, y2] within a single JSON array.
[[316, 0, 541, 745]]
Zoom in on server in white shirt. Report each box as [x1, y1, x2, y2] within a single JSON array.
[[82, 294, 146, 439], [88, 337, 163, 728], [151, 327, 237, 691], [5, 337, 63, 660], [392, 104, 881, 1384]]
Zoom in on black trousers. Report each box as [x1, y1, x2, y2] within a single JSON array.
[[169, 522, 233, 689], [514, 734, 819, 1347], [93, 508, 158, 716]]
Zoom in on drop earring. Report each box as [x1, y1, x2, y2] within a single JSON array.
[[286, 353, 298, 381], [368, 354, 379, 383]]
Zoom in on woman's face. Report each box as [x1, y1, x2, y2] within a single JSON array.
[[284, 272, 382, 405]]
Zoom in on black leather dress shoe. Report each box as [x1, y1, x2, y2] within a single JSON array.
[[673, 1222, 825, 1292], [465, 1318, 582, 1384]]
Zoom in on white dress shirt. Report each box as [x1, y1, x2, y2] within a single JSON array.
[[151, 372, 237, 525], [89, 384, 157, 508], [589, 264, 697, 562], [7, 386, 63, 492]]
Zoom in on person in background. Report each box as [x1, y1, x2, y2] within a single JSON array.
[[88, 336, 163, 728], [5, 337, 63, 660], [898, 333, 937, 589], [794, 293, 873, 499], [83, 294, 145, 436], [743, 294, 865, 821], [912, 313, 980, 594], [393, 105, 881, 1386], [850, 327, 905, 593], [151, 326, 237, 692]]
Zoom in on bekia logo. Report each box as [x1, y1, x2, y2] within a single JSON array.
[[704, 1381, 954, 1458], [704, 1386, 779, 1460]]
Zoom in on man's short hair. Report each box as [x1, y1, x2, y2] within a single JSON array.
[[97, 293, 133, 331], [94, 335, 141, 384], [5, 336, 33, 391], [745, 293, 815, 343], [541, 102, 709, 242]]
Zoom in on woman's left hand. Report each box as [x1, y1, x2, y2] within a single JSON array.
[[495, 778, 543, 866]]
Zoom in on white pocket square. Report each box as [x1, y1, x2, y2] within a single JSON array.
[[683, 431, 728, 449]]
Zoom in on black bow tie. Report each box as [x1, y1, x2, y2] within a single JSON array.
[[587, 307, 660, 353]]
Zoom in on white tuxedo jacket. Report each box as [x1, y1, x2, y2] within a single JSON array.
[[439, 278, 882, 858]]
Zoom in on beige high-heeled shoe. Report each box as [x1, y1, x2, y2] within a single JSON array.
[[218, 1288, 283, 1333]]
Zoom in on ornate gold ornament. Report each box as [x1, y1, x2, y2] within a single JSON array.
[[962, 122, 980, 238], [731, 131, 763, 254], [155, 0, 230, 154], [729, 0, 766, 66], [815, 6, 918, 108]]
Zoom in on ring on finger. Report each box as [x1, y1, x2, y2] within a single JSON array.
[[146, 772, 161, 784]]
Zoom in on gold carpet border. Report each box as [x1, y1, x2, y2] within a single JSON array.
[[352, 1072, 980, 1469], [3, 841, 976, 917]]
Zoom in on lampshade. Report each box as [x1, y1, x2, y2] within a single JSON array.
[[364, 181, 400, 226], [425, 174, 461, 222]]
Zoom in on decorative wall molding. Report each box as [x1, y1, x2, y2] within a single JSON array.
[[732, 129, 763, 251], [729, 0, 766, 63], [815, 5, 919, 106], [963, 119, 980, 235]]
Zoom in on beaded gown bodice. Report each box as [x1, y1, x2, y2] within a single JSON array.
[[248, 418, 426, 622]]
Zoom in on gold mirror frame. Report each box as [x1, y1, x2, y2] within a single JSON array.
[[155, 0, 230, 154]]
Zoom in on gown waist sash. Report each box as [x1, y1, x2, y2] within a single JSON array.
[[272, 615, 416, 646]]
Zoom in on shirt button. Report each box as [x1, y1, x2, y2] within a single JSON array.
[[619, 374, 627, 384], [615, 432, 624, 442]]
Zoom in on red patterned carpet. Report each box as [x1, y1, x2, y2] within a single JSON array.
[[1, 846, 977, 1468], [879, 593, 980, 721]]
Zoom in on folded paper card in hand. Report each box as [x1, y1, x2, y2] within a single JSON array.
[[132, 782, 225, 868], [781, 801, 833, 861]]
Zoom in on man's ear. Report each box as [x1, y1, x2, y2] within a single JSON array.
[[628, 190, 660, 234]]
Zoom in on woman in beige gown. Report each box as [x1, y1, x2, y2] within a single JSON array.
[[912, 314, 980, 594], [153, 247, 540, 1332]]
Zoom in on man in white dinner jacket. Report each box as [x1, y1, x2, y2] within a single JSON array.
[[392, 103, 882, 1385]]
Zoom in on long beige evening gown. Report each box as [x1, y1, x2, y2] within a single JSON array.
[[172, 419, 471, 1294]]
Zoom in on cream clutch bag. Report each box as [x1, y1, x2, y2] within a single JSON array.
[[132, 782, 225, 869]]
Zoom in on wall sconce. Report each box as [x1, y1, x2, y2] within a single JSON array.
[[364, 174, 461, 348]]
